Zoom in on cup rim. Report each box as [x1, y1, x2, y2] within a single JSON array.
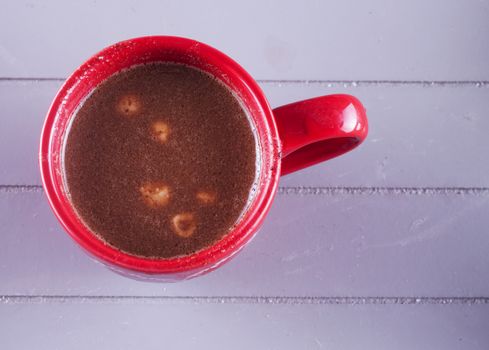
[[39, 36, 281, 275]]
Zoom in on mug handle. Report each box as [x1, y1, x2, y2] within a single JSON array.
[[273, 94, 368, 175]]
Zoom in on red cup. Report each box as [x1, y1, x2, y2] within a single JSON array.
[[40, 36, 368, 281]]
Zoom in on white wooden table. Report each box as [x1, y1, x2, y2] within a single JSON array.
[[1, 1, 488, 348]]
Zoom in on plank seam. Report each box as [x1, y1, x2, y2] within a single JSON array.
[[2, 185, 489, 196], [1, 295, 488, 305], [0, 185, 43, 193], [260, 80, 489, 87], [277, 186, 489, 196], [0, 77, 488, 87]]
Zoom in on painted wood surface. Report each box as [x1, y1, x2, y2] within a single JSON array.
[[1, 190, 488, 296], [1, 81, 488, 187], [1, 0, 488, 80], [2, 301, 488, 350], [1, 0, 488, 348]]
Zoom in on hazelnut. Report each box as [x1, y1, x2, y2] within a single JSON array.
[[139, 182, 170, 208], [196, 190, 216, 204], [117, 94, 141, 116], [172, 213, 196, 238], [151, 121, 170, 143]]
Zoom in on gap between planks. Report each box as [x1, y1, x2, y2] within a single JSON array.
[[0, 77, 488, 88], [2, 185, 489, 196], [1, 295, 488, 305]]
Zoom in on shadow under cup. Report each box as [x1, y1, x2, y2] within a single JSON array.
[[40, 36, 281, 280]]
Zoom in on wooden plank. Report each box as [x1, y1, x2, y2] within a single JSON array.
[[1, 190, 488, 296], [1, 80, 488, 187], [1, 0, 488, 80], [0, 81, 53, 185], [1, 300, 488, 350]]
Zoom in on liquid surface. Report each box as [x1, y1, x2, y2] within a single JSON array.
[[64, 63, 256, 258]]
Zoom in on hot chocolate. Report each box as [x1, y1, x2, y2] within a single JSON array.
[[63, 62, 257, 258]]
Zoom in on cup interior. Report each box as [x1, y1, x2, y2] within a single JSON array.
[[40, 36, 281, 276]]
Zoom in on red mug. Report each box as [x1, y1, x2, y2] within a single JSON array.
[[40, 36, 368, 281]]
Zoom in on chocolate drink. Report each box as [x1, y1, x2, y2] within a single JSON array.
[[63, 63, 257, 258]]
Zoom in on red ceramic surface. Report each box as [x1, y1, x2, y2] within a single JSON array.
[[40, 36, 368, 280]]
